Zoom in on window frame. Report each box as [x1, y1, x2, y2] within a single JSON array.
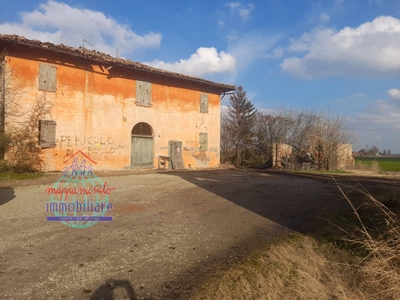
[[39, 120, 57, 148], [200, 93, 208, 113], [136, 80, 152, 107], [38, 63, 57, 92], [199, 132, 208, 151]]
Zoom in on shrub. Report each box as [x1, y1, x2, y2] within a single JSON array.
[[0, 131, 11, 158], [6, 128, 43, 172]]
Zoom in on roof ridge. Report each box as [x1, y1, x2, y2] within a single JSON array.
[[0, 34, 236, 92]]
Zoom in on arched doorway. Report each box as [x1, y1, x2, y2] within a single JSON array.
[[131, 122, 153, 168]]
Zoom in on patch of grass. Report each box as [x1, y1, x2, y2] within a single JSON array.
[[295, 169, 352, 174], [355, 156, 400, 172], [0, 161, 44, 180], [0, 171, 44, 180]]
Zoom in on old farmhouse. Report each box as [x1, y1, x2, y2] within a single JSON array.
[[0, 34, 235, 171]]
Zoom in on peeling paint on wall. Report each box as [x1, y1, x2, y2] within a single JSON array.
[[192, 151, 210, 163], [3, 50, 228, 171]]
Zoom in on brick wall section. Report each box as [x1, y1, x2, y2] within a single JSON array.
[[337, 143, 354, 169], [271, 142, 353, 169], [272, 143, 293, 167]]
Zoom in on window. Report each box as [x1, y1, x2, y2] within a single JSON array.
[[39, 120, 56, 148], [131, 122, 153, 136], [200, 93, 208, 113], [39, 63, 57, 92], [199, 133, 208, 151], [136, 80, 152, 107]]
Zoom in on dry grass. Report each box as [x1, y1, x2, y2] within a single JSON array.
[[332, 177, 400, 299], [190, 179, 400, 300], [190, 235, 363, 300], [352, 160, 380, 172]]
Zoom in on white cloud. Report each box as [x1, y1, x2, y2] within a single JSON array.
[[227, 2, 255, 21], [334, 0, 345, 9], [320, 13, 330, 23], [387, 89, 400, 100], [348, 98, 400, 152], [281, 16, 400, 79], [143, 47, 236, 77], [228, 32, 281, 72], [262, 47, 283, 59], [227, 2, 241, 10], [0, 0, 161, 57]]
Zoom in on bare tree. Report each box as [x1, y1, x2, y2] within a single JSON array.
[[1, 54, 29, 160], [312, 112, 355, 170], [273, 107, 318, 150], [253, 113, 276, 165], [367, 146, 379, 156], [6, 94, 52, 171], [251, 109, 354, 170], [1, 54, 51, 171]]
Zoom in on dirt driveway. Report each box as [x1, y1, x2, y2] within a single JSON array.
[[0, 169, 397, 299]]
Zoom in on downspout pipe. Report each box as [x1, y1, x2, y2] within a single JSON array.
[[0, 58, 6, 159]]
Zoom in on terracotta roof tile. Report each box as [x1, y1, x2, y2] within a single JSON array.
[[0, 34, 236, 92]]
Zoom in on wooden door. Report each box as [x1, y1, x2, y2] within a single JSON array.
[[131, 136, 153, 168]]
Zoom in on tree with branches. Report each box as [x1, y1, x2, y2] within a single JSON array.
[[251, 108, 354, 170], [225, 86, 257, 166], [1, 54, 52, 171]]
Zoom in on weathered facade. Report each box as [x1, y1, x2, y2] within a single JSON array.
[[336, 143, 354, 169], [272, 142, 354, 170], [272, 143, 293, 167], [0, 35, 235, 171]]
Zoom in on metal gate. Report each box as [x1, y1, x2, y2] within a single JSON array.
[[131, 123, 153, 168]]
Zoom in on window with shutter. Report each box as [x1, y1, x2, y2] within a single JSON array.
[[199, 133, 208, 151], [200, 94, 208, 113], [39, 64, 57, 92], [136, 80, 152, 107], [39, 120, 56, 148]]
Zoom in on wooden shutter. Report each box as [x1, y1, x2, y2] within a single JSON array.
[[39, 120, 56, 148], [199, 133, 208, 151], [39, 64, 57, 92], [136, 80, 152, 107], [200, 94, 208, 113]]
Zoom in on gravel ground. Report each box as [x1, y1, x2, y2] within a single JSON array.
[[0, 169, 395, 300]]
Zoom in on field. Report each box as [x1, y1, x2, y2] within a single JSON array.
[[354, 156, 400, 172]]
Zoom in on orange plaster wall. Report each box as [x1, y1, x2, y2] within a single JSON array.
[[5, 55, 222, 171]]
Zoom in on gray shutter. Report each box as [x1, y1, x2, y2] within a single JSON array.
[[39, 64, 57, 92], [39, 120, 56, 148], [136, 80, 152, 107], [200, 94, 208, 113], [199, 133, 208, 151]]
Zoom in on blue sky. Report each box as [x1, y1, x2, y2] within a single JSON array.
[[1, 0, 400, 153]]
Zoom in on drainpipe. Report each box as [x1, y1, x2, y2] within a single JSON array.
[[0, 59, 6, 160]]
